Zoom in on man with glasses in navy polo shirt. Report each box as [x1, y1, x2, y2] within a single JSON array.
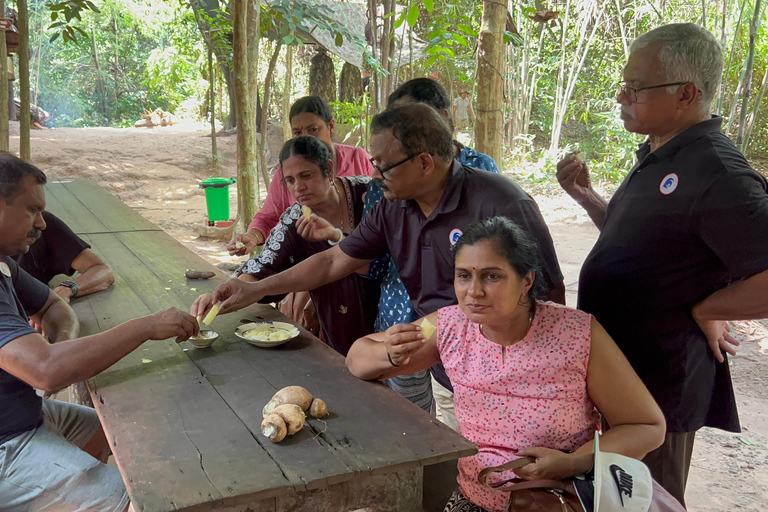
[[557, 23, 768, 506], [194, 104, 566, 426]]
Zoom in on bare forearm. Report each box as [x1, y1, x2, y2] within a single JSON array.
[[42, 318, 151, 392], [40, 300, 79, 342], [579, 190, 609, 229], [247, 228, 266, 246], [251, 247, 363, 301], [346, 337, 393, 381], [571, 423, 664, 464], [73, 264, 115, 297], [693, 269, 768, 321]]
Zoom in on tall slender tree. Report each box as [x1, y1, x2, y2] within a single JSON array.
[[233, 0, 260, 235], [475, 0, 507, 167]]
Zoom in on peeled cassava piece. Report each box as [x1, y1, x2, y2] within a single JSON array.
[[202, 301, 220, 325], [575, 152, 587, 163], [420, 317, 436, 339], [301, 205, 312, 220], [262, 386, 314, 417], [308, 398, 328, 419], [272, 404, 306, 435], [261, 414, 287, 442]]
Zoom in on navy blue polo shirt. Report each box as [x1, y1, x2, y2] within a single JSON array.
[[0, 256, 50, 444], [340, 160, 564, 390], [579, 117, 768, 433]]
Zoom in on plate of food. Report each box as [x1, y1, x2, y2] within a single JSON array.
[[235, 321, 301, 347]]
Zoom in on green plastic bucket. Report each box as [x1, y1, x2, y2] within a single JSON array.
[[200, 178, 235, 222]]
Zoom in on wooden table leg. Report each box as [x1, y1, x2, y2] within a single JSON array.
[[70, 381, 94, 407]]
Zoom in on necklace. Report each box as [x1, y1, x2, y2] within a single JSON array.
[[333, 179, 347, 233], [481, 303, 536, 345]]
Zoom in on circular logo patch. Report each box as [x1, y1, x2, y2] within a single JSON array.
[[0, 262, 10, 277], [659, 173, 679, 195], [449, 228, 463, 246]]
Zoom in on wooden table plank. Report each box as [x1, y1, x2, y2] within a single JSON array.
[[72, 237, 298, 511], [45, 179, 159, 234]]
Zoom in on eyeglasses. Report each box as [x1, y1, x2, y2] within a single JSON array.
[[369, 153, 421, 178], [616, 81, 689, 103]]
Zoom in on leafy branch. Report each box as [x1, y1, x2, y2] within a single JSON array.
[[47, 0, 100, 43]]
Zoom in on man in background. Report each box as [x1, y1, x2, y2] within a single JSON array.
[[17, 211, 114, 303], [452, 90, 473, 131]]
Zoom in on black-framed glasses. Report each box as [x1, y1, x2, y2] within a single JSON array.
[[616, 81, 689, 103], [369, 153, 421, 178]]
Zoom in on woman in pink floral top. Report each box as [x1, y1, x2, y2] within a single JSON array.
[[227, 96, 373, 256], [346, 217, 665, 512]]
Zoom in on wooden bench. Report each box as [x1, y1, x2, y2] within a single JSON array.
[[45, 179, 476, 512]]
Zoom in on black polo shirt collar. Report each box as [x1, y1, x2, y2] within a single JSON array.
[[634, 116, 723, 171], [403, 159, 464, 219]]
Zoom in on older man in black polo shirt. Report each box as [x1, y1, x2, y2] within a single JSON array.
[[195, 104, 565, 418], [557, 23, 768, 506]]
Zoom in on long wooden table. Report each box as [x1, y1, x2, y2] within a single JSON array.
[[45, 179, 476, 512]]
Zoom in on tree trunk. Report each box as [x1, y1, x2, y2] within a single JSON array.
[[190, 0, 238, 130], [339, 62, 362, 102], [309, 49, 336, 103], [379, 0, 395, 101], [742, 64, 768, 151], [208, 44, 218, 166], [90, 25, 107, 119], [283, 42, 293, 141], [259, 41, 282, 191], [367, 0, 379, 112], [737, 0, 763, 148], [19, 0, 29, 161], [233, 0, 260, 235], [475, 0, 507, 167], [720, 0, 749, 117], [113, 16, 119, 108], [0, 0, 8, 151], [551, 0, 606, 151]]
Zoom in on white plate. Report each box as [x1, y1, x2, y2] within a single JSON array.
[[235, 321, 300, 347]]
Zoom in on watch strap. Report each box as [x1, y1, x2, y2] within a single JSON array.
[[60, 280, 79, 299]]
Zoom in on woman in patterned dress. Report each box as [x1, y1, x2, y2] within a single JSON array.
[[346, 217, 665, 512], [201, 135, 379, 356]]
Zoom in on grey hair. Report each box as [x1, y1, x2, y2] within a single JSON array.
[[631, 23, 723, 117]]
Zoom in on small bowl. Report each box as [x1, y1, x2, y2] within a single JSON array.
[[189, 329, 219, 349], [235, 321, 300, 348]]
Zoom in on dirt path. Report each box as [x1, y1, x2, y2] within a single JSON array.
[[14, 124, 767, 511]]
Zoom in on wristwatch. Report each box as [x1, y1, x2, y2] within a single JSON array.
[[59, 280, 79, 299]]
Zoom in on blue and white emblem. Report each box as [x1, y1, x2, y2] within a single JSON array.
[[449, 228, 463, 246], [659, 173, 678, 195], [0, 262, 9, 277]]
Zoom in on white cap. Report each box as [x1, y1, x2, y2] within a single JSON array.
[[594, 431, 653, 512]]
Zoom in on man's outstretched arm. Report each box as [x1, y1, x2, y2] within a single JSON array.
[[191, 246, 371, 317]]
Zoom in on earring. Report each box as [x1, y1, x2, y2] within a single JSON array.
[[518, 294, 531, 307]]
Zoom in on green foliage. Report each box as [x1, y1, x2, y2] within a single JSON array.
[[32, 0, 207, 127], [330, 97, 371, 146], [260, 0, 365, 51], [47, 0, 99, 42]]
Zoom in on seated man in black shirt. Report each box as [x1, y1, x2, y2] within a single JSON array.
[[0, 154, 199, 512], [17, 210, 114, 302]]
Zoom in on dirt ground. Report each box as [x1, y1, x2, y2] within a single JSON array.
[[13, 122, 768, 511]]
